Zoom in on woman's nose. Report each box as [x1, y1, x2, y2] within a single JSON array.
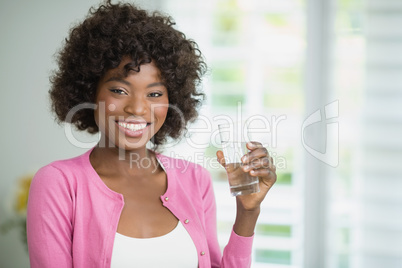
[[124, 95, 147, 116]]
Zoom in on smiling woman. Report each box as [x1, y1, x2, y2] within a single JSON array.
[[26, 1, 277, 268], [49, 1, 206, 148], [94, 58, 169, 151]]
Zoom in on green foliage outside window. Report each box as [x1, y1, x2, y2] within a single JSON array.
[[256, 224, 292, 237], [255, 249, 291, 265]]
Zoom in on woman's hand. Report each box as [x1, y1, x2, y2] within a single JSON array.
[[216, 141, 277, 236]]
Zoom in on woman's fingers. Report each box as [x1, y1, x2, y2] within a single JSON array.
[[216, 150, 226, 166], [219, 142, 277, 180], [241, 143, 277, 189], [242, 142, 268, 164], [243, 157, 271, 171]]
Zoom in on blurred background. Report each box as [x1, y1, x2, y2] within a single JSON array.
[[1, 0, 401, 267]]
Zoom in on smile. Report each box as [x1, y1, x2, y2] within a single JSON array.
[[116, 121, 151, 138], [117, 122, 148, 131]]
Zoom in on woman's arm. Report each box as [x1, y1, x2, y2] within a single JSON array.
[[200, 165, 256, 268], [26, 165, 73, 268], [217, 141, 277, 267], [217, 141, 277, 233]]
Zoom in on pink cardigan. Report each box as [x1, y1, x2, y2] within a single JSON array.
[[27, 149, 253, 267]]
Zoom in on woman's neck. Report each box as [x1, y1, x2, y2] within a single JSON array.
[[90, 144, 160, 179]]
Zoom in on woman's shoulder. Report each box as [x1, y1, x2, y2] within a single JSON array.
[[33, 149, 92, 185]]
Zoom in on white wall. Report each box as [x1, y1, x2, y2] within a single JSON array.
[[0, 1, 160, 267]]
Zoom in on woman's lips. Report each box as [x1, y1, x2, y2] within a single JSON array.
[[116, 121, 151, 138]]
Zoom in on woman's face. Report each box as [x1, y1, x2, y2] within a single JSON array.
[[94, 58, 169, 151]]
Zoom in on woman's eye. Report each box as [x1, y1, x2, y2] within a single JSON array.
[[149, 92, 162, 97], [110, 89, 126, 95]]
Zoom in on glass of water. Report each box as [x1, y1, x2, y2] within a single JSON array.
[[218, 122, 260, 196]]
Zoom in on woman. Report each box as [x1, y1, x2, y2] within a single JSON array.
[[26, 1, 277, 267]]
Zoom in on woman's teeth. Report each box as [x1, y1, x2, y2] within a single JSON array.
[[118, 122, 147, 131]]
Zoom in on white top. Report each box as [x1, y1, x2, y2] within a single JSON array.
[[110, 221, 198, 267]]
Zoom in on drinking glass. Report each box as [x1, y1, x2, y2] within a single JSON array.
[[218, 122, 260, 196]]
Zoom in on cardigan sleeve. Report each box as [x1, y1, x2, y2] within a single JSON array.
[[26, 164, 74, 268], [221, 229, 254, 267], [200, 168, 254, 267]]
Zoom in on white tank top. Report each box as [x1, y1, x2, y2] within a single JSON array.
[[110, 221, 198, 267]]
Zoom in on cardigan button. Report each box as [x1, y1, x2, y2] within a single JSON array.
[[200, 251, 205, 256], [184, 219, 189, 224], [164, 197, 169, 201]]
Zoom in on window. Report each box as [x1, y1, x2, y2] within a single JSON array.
[[162, 0, 305, 266], [159, 0, 402, 267]]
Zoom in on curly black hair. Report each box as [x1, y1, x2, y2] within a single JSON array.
[[50, 0, 206, 148]]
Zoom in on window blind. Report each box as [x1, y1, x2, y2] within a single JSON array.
[[351, 0, 402, 267]]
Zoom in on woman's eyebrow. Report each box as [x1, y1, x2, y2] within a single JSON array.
[[105, 77, 131, 86], [147, 82, 165, 88]]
